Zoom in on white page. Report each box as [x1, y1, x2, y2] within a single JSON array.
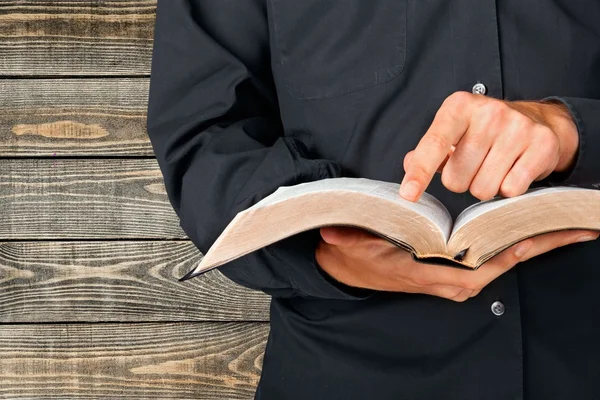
[[252, 178, 453, 241], [451, 186, 588, 236]]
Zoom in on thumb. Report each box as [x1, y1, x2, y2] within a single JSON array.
[[520, 229, 599, 262], [319, 226, 369, 247]]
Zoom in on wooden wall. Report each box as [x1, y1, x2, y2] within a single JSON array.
[[0, 1, 271, 398]]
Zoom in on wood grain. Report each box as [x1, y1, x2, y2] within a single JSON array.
[[0, 78, 152, 156], [0, 158, 184, 239], [0, 322, 268, 399], [0, 1, 273, 396], [0, 0, 156, 76], [0, 241, 270, 323]]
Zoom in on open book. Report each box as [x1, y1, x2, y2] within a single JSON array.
[[181, 178, 600, 280]]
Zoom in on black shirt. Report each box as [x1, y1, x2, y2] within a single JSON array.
[[146, 1, 600, 399]]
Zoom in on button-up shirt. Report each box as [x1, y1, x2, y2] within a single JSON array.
[[146, 1, 600, 399]]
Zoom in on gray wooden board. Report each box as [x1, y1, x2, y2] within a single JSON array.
[[0, 322, 268, 399], [0, 241, 271, 323], [0, 2, 275, 397], [0, 0, 156, 76], [0, 158, 186, 239], [0, 78, 152, 156]]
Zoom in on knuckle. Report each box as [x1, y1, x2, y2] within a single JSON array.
[[437, 286, 464, 300], [481, 100, 509, 120], [537, 134, 560, 159], [459, 278, 481, 291], [444, 91, 472, 109], [513, 165, 534, 183], [409, 160, 434, 181], [425, 132, 449, 152], [500, 179, 526, 198], [511, 249, 526, 263], [504, 124, 524, 141], [469, 182, 495, 201], [403, 152, 414, 171], [513, 113, 535, 131], [465, 133, 489, 150], [441, 169, 469, 193], [499, 185, 518, 198], [534, 124, 555, 139], [451, 296, 469, 303], [450, 289, 473, 302]]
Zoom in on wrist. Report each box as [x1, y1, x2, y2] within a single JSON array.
[[540, 100, 579, 172]]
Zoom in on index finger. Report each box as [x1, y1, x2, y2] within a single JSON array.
[[399, 92, 473, 201]]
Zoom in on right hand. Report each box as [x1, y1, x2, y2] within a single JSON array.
[[315, 226, 599, 302]]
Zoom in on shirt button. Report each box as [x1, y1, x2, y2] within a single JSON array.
[[472, 82, 487, 95], [491, 301, 505, 316]]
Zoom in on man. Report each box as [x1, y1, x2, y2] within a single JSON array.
[[146, 1, 600, 399]]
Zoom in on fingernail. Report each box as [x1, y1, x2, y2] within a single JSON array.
[[577, 234, 599, 243], [400, 180, 420, 201], [514, 240, 533, 259]]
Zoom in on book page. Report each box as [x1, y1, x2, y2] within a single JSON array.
[[253, 177, 386, 207], [253, 178, 453, 241], [451, 186, 588, 237], [366, 181, 453, 242], [447, 185, 600, 268]]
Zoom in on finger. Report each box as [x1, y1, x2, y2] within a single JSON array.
[[441, 120, 494, 194], [446, 287, 475, 302], [319, 226, 392, 250], [469, 131, 526, 201], [500, 130, 559, 197], [403, 150, 414, 174], [420, 286, 475, 302], [319, 226, 374, 247], [409, 240, 533, 291], [403, 149, 453, 175], [520, 230, 600, 261], [400, 92, 474, 202], [408, 283, 465, 301]]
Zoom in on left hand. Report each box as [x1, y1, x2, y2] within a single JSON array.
[[317, 226, 598, 301], [399, 92, 579, 202]]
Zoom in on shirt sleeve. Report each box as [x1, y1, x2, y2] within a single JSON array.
[[146, 0, 374, 300], [542, 97, 600, 188]]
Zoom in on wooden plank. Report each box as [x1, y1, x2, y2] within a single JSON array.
[[0, 0, 155, 76], [0, 322, 268, 399], [0, 78, 152, 156], [0, 241, 270, 323], [0, 159, 185, 239]]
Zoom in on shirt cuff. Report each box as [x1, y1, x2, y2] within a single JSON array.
[[542, 96, 600, 188], [260, 158, 376, 300], [265, 228, 376, 300]]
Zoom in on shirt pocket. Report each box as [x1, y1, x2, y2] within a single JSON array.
[[269, 0, 407, 100]]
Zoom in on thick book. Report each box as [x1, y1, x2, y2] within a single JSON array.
[[181, 178, 600, 280]]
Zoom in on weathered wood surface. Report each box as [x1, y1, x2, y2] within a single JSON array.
[[0, 0, 156, 76], [0, 241, 271, 323], [0, 322, 268, 399], [0, 159, 186, 239], [0, 78, 152, 156], [0, 2, 272, 396]]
